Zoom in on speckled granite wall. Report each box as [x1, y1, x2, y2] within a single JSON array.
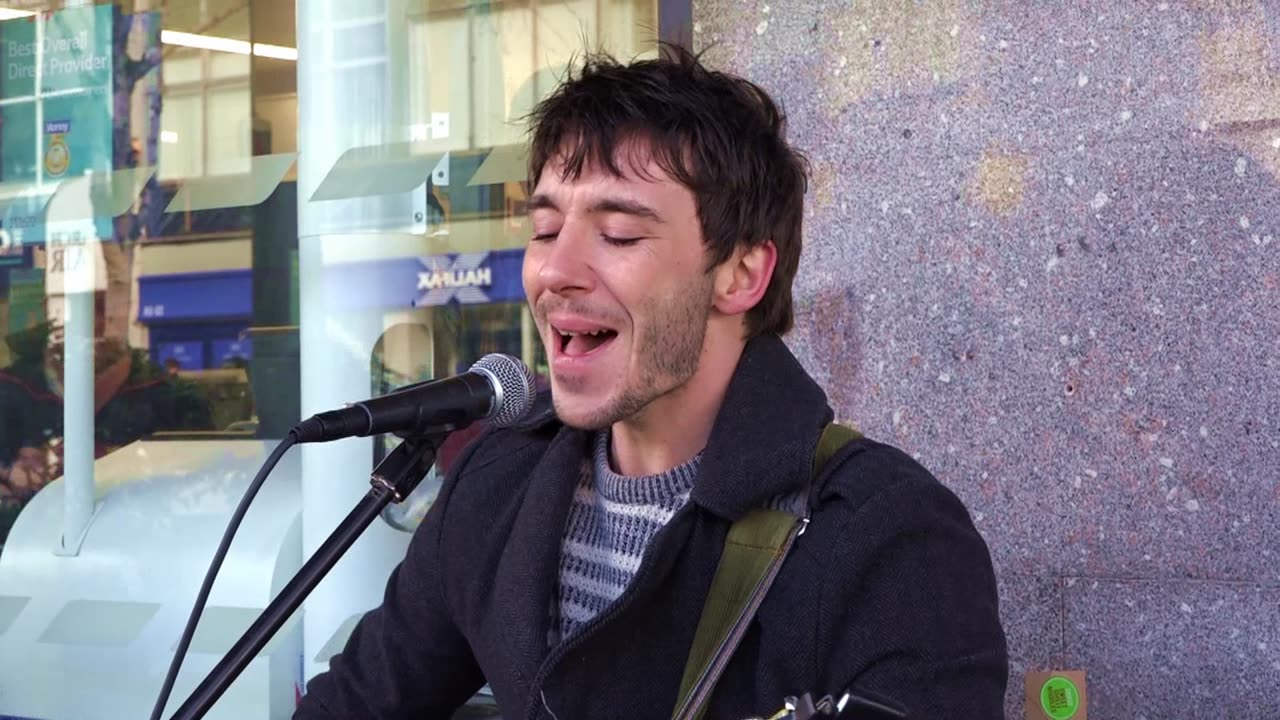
[[693, 1, 1280, 717]]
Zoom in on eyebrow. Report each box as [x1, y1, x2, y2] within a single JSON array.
[[527, 193, 664, 223]]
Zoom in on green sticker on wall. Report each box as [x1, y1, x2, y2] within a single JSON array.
[[1040, 675, 1081, 719]]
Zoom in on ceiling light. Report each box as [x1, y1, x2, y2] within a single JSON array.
[[0, 16, 297, 61], [162, 29, 250, 55], [161, 30, 297, 61], [252, 43, 297, 61]]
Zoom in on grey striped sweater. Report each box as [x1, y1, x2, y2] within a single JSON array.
[[552, 431, 701, 643]]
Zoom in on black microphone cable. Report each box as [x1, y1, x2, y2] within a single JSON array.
[[149, 354, 534, 718], [149, 430, 299, 720]]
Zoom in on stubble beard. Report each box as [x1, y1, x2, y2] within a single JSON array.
[[551, 276, 715, 432]]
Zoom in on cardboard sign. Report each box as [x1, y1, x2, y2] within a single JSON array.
[[1025, 671, 1087, 720]]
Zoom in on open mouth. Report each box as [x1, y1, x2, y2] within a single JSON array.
[[555, 327, 618, 357]]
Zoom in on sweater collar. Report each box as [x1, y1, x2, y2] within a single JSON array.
[[591, 429, 702, 506]]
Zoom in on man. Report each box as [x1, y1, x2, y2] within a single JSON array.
[[296, 45, 1007, 719], [0, 332, 214, 546]]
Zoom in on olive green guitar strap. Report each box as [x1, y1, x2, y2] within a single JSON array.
[[671, 421, 863, 720]]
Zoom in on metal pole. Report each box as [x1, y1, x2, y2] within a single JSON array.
[[55, 0, 98, 556]]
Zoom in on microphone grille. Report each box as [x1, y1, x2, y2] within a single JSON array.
[[470, 353, 538, 427]]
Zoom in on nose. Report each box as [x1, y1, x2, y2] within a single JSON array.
[[535, 222, 596, 296]]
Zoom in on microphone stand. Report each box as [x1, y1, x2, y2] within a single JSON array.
[[166, 430, 451, 720]]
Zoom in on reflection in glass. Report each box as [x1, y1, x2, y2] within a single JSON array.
[[0, 1, 659, 717]]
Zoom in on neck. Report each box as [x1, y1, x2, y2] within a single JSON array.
[[608, 325, 746, 477]]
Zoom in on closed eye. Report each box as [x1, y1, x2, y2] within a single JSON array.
[[603, 235, 644, 246], [530, 232, 645, 245]]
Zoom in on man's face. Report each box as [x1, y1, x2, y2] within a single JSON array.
[[522, 147, 715, 430], [42, 338, 132, 406], [16, 447, 44, 470]]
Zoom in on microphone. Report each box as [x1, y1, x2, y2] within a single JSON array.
[[292, 353, 537, 444]]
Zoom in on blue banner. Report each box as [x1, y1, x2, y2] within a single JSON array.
[[137, 269, 253, 322], [0, 6, 113, 245], [0, 6, 114, 184], [0, 241, 31, 270], [0, 5, 162, 246], [325, 248, 527, 310]]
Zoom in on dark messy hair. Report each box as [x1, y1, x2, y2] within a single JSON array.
[[524, 42, 810, 339]]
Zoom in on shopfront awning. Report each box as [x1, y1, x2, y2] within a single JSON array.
[[137, 269, 252, 322]]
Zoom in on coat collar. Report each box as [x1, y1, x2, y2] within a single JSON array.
[[523, 333, 834, 522], [689, 333, 833, 520]]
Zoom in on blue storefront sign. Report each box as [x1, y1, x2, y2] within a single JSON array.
[[211, 338, 252, 366], [138, 269, 253, 371], [137, 269, 253, 322], [155, 340, 203, 370], [0, 239, 32, 270], [325, 248, 526, 310]]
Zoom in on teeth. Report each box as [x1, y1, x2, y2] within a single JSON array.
[[560, 329, 608, 337]]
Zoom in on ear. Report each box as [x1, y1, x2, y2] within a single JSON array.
[[712, 241, 777, 317]]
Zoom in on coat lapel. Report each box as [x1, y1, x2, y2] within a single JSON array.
[[490, 425, 586, 685]]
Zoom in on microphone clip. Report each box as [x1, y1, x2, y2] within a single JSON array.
[[369, 430, 451, 503]]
